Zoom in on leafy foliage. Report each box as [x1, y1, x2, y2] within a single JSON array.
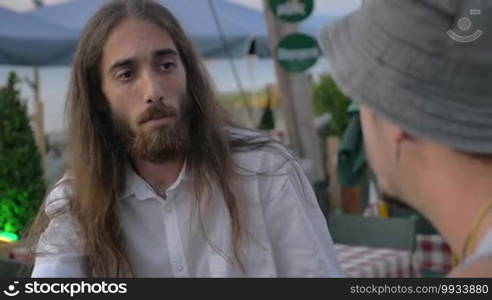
[[312, 74, 351, 137], [0, 72, 45, 236]]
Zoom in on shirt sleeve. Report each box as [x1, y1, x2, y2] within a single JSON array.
[[31, 184, 86, 278], [262, 156, 344, 277]]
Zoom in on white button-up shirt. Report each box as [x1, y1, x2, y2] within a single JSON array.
[[32, 131, 343, 277]]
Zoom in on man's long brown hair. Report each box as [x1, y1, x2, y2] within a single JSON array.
[[26, 0, 274, 277]]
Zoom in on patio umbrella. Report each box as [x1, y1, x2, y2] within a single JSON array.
[[0, 6, 76, 66], [27, 0, 338, 59]]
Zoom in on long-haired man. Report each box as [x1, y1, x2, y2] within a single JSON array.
[[28, 0, 342, 277]]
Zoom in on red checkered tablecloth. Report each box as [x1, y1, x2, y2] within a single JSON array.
[[335, 244, 420, 278], [413, 234, 453, 274]]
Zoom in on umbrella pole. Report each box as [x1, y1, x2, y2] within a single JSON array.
[[32, 66, 46, 159], [262, 0, 325, 182]]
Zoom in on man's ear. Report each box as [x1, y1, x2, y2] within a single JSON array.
[[394, 126, 422, 163], [386, 119, 415, 144], [398, 129, 417, 143]]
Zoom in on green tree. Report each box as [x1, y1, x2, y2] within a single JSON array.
[[312, 74, 351, 137], [0, 72, 45, 237]]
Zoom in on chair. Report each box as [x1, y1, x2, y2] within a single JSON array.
[[0, 257, 32, 278], [328, 213, 417, 251], [388, 203, 438, 235], [419, 269, 446, 278]]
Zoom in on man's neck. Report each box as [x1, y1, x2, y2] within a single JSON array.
[[413, 157, 492, 260], [132, 156, 185, 192]]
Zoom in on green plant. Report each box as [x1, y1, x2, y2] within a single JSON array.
[[0, 189, 30, 234], [312, 74, 351, 137], [0, 72, 45, 237]]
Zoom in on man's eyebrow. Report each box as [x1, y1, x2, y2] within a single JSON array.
[[153, 48, 179, 58], [108, 57, 134, 74], [107, 49, 178, 74]]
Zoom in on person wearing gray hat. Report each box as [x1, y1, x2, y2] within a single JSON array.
[[320, 0, 492, 276]]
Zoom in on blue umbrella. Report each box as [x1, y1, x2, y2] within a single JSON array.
[[27, 0, 339, 59], [27, 0, 267, 58], [0, 6, 76, 65]]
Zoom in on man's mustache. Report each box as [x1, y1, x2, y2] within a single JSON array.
[[138, 104, 178, 125]]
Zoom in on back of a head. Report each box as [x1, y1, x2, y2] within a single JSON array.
[[320, 0, 492, 277], [319, 0, 492, 155]]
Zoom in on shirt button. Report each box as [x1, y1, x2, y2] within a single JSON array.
[[177, 266, 184, 272], [166, 206, 172, 213]]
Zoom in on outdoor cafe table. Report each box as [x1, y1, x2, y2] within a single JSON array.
[[413, 234, 453, 274], [335, 244, 420, 277], [362, 201, 453, 275], [7, 242, 436, 278]]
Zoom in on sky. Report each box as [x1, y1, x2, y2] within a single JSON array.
[[0, 0, 362, 14]]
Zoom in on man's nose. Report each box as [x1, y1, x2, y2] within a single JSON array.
[[141, 69, 164, 105]]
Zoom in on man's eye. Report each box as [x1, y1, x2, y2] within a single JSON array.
[[117, 70, 133, 81], [160, 62, 176, 71]]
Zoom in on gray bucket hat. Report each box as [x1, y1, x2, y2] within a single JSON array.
[[319, 0, 492, 153]]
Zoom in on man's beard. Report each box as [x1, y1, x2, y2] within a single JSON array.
[[112, 101, 191, 163]]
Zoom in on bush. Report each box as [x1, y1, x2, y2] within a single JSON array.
[[0, 72, 45, 237], [312, 74, 351, 137]]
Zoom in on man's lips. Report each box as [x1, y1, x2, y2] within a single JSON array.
[[140, 111, 177, 125], [140, 113, 177, 128]]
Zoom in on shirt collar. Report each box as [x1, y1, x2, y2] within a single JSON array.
[[121, 160, 189, 201]]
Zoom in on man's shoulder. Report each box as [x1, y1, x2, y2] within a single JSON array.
[[226, 127, 297, 175], [44, 174, 74, 217]]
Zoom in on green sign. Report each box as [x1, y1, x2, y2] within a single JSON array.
[[269, 0, 314, 23], [276, 33, 320, 72]]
